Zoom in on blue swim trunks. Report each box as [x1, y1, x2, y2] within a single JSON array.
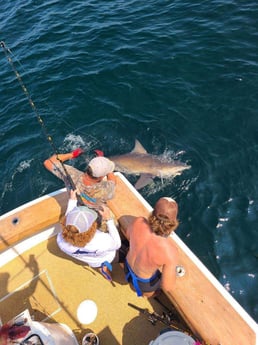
[[124, 259, 161, 297]]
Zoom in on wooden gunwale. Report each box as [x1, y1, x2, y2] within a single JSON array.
[[0, 188, 68, 252]]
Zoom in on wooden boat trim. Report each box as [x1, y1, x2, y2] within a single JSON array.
[[0, 188, 68, 252]]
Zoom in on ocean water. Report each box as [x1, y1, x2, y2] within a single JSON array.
[[0, 0, 257, 322]]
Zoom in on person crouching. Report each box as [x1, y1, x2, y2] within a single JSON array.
[[58, 189, 121, 281]]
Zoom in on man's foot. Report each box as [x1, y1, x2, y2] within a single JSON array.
[[99, 261, 112, 281]]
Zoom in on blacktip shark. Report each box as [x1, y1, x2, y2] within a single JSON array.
[[108, 139, 191, 190]]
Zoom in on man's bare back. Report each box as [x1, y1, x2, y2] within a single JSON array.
[[124, 198, 179, 297]]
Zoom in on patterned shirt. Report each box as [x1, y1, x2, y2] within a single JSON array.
[[51, 162, 115, 205]]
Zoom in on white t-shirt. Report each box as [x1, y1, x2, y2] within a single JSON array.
[[57, 199, 121, 267]]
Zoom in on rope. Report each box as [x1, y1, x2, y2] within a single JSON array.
[[1, 41, 84, 206]]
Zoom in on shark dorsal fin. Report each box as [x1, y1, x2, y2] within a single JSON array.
[[131, 139, 148, 154]]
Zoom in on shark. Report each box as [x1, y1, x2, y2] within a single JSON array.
[[108, 139, 191, 189]]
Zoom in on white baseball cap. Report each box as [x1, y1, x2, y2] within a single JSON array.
[[66, 206, 97, 233], [88, 157, 115, 178]]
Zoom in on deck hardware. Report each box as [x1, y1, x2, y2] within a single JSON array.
[[12, 217, 19, 225], [176, 265, 185, 277]]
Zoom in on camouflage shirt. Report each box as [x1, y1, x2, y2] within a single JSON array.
[[52, 162, 115, 205]]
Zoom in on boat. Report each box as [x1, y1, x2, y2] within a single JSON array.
[[0, 172, 257, 345]]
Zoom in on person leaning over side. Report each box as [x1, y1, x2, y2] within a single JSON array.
[[57, 189, 121, 281], [124, 197, 179, 298], [43, 148, 116, 206]]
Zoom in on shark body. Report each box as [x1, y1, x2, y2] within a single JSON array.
[[108, 140, 191, 189]]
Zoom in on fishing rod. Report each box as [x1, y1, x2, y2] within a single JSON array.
[[128, 303, 207, 345], [1, 41, 84, 206]]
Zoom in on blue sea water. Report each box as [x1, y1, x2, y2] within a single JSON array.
[[0, 0, 257, 322]]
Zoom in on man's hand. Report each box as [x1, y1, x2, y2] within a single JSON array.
[[72, 148, 84, 158], [94, 149, 104, 157], [70, 189, 79, 200], [98, 205, 113, 221]]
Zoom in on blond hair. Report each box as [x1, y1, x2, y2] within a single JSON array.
[[60, 215, 97, 247], [148, 214, 179, 237]]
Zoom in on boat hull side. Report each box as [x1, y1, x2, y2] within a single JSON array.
[[0, 189, 68, 252]]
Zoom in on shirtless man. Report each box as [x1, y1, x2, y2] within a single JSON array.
[[124, 197, 179, 298]]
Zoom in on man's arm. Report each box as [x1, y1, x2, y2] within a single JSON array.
[[43, 149, 83, 172], [98, 205, 121, 250], [160, 245, 179, 293], [65, 189, 78, 215], [106, 172, 117, 184]]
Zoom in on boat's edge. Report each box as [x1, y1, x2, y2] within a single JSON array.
[[0, 188, 67, 218], [172, 232, 258, 333], [0, 225, 59, 268], [0, 188, 68, 252]]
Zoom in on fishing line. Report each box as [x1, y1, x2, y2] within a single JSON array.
[[1, 41, 84, 205]]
